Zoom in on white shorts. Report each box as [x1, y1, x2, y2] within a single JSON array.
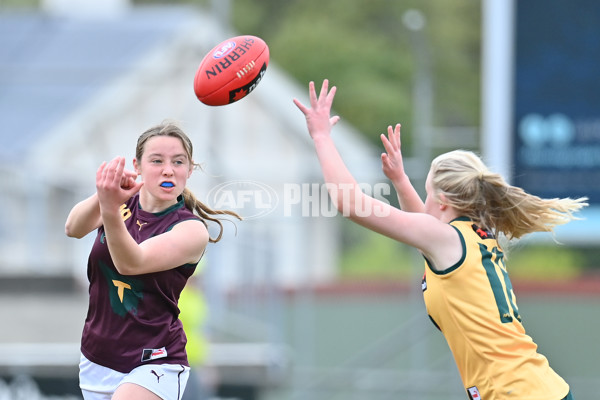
[[79, 354, 190, 400]]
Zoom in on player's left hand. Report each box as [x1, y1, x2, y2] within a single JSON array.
[[381, 124, 407, 182]]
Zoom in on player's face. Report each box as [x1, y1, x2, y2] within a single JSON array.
[[135, 136, 193, 203]]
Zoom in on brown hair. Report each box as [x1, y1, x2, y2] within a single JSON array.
[[429, 150, 588, 239], [136, 121, 242, 243]]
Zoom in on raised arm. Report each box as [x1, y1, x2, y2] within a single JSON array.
[[294, 80, 464, 272], [294, 81, 446, 251], [293, 80, 391, 222], [380, 124, 425, 213], [293, 81, 359, 213]]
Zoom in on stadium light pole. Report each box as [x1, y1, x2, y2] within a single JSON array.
[[402, 8, 432, 376], [482, 0, 514, 180], [402, 9, 433, 198]]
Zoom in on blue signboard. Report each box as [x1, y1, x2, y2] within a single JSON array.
[[514, 0, 600, 204]]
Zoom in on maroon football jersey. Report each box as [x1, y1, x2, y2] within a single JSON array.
[[81, 194, 201, 373]]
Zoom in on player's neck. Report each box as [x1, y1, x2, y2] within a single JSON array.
[[138, 190, 178, 214]]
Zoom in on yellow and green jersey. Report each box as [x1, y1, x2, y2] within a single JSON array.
[[422, 217, 569, 400]]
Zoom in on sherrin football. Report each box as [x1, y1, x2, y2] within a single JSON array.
[[194, 35, 269, 106]]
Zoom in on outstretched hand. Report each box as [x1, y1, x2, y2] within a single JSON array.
[[380, 124, 407, 182], [293, 79, 340, 140], [96, 157, 144, 214]]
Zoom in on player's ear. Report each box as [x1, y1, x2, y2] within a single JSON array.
[[133, 158, 141, 175], [438, 193, 448, 210]]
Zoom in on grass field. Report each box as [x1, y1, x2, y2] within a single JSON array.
[[226, 282, 600, 400], [1, 279, 597, 399]]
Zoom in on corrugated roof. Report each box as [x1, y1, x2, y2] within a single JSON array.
[[0, 7, 197, 159]]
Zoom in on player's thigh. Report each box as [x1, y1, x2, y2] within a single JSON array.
[[112, 383, 163, 400]]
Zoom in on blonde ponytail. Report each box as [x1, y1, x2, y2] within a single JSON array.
[[430, 150, 588, 239]]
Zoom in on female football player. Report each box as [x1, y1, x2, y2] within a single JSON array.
[[66, 122, 240, 400], [294, 80, 585, 400]]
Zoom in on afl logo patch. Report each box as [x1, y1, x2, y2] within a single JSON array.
[[212, 41, 236, 59], [467, 386, 482, 399], [421, 272, 427, 292]]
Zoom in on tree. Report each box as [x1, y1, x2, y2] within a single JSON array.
[[231, 0, 481, 150]]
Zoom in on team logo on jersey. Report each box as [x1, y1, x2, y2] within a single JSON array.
[[471, 224, 493, 240], [141, 347, 168, 362], [100, 262, 144, 317], [467, 386, 482, 399], [421, 272, 427, 291]]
